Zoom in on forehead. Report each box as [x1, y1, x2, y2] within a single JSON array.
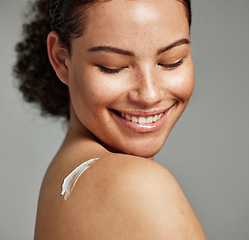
[[74, 0, 189, 53]]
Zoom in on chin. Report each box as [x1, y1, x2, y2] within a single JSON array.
[[119, 141, 164, 159], [128, 148, 161, 159], [98, 130, 167, 159]]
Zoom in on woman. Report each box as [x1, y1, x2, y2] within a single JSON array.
[[15, 0, 207, 239]]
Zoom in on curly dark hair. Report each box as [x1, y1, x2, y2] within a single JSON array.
[[14, 0, 192, 120]]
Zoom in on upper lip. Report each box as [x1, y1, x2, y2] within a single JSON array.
[[111, 104, 175, 117]]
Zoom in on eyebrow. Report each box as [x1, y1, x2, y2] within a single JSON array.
[[87, 38, 190, 56], [88, 46, 135, 56], [157, 38, 190, 55]]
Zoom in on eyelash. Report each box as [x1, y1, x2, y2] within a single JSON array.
[[96, 59, 184, 74], [158, 59, 184, 70], [97, 65, 124, 74]]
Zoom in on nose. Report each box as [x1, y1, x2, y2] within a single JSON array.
[[128, 66, 163, 107]]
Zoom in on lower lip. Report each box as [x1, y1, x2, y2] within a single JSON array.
[[111, 109, 171, 133]]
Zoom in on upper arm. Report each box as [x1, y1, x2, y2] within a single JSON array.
[[35, 156, 206, 240]]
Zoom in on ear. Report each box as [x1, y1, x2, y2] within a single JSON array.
[[47, 31, 70, 85]]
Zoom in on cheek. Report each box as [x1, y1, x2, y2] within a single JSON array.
[[168, 62, 194, 101], [69, 68, 128, 108]]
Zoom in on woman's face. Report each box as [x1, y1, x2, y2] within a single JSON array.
[[66, 0, 194, 158]]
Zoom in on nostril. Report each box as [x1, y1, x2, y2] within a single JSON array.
[[128, 88, 162, 107]]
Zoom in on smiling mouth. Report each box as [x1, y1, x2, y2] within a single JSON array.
[[113, 110, 164, 124]]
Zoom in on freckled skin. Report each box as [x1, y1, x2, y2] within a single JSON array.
[[35, 1, 207, 239], [64, 0, 194, 158]]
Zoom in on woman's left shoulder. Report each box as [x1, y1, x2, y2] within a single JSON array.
[[101, 154, 175, 187], [92, 153, 184, 202], [79, 154, 207, 239], [82, 153, 176, 195]]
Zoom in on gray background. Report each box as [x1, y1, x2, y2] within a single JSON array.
[[0, 0, 248, 239]]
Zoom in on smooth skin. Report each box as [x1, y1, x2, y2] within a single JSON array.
[[35, 0, 207, 239]]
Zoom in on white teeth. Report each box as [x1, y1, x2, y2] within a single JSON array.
[[138, 117, 146, 124], [120, 112, 164, 124], [125, 114, 131, 121], [147, 116, 153, 124], [153, 115, 158, 122], [131, 116, 138, 123]]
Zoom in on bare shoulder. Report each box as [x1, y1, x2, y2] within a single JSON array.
[[85, 155, 206, 239], [35, 153, 206, 239]]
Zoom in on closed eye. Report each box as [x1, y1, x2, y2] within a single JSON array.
[[158, 59, 184, 70], [96, 65, 126, 74]]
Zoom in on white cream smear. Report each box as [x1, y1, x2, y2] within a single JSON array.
[[61, 158, 99, 200]]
